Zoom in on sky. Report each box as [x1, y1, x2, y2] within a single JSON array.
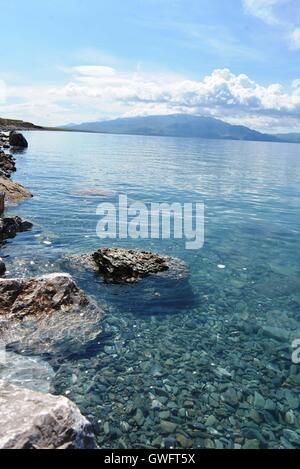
[[0, 0, 300, 132]]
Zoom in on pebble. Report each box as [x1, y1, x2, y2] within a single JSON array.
[[253, 391, 265, 409], [160, 420, 177, 434], [176, 434, 193, 448], [205, 415, 217, 427]]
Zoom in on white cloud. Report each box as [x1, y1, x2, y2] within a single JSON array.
[[1, 66, 300, 132], [73, 65, 116, 77], [243, 0, 300, 49], [0, 80, 6, 104], [243, 0, 288, 25], [289, 28, 300, 49]]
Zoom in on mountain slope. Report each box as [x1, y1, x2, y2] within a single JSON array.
[[62, 114, 281, 143], [0, 117, 43, 131]]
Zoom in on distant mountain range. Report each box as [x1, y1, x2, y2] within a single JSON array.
[[61, 114, 300, 144], [275, 133, 300, 143]]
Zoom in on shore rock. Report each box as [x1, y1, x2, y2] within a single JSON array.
[[0, 380, 97, 449], [9, 132, 28, 148], [0, 152, 16, 178], [0, 273, 104, 356], [0, 215, 33, 242], [67, 247, 188, 283], [0, 257, 5, 275], [0, 176, 32, 204]]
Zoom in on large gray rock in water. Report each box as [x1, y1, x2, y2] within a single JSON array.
[[0, 215, 33, 242], [0, 273, 104, 356], [0, 380, 97, 448], [9, 132, 28, 148], [68, 247, 187, 283]]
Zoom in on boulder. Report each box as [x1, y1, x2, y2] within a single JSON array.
[[0, 273, 104, 356], [67, 247, 188, 283], [0, 152, 16, 178], [0, 257, 5, 275], [9, 132, 28, 148], [0, 176, 32, 204], [0, 380, 97, 449], [0, 215, 33, 242]]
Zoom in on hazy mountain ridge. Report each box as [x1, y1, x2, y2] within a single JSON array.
[[275, 133, 300, 143], [61, 114, 288, 143]]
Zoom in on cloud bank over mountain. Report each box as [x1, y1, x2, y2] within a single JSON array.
[[2, 66, 300, 132]]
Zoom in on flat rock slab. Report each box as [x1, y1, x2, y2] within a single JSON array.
[[0, 273, 104, 356], [0, 380, 97, 449], [0, 176, 32, 204], [67, 247, 188, 283]]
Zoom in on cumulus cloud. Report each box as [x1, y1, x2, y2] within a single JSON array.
[[1, 66, 300, 132], [58, 66, 300, 118]]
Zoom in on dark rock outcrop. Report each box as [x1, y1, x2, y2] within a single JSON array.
[[0, 380, 97, 449], [0, 273, 104, 355], [0, 151, 16, 178], [68, 247, 188, 283], [9, 131, 28, 148], [0, 215, 33, 242], [0, 257, 6, 275]]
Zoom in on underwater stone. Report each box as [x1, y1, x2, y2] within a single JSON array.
[[253, 391, 266, 409], [160, 420, 177, 434]]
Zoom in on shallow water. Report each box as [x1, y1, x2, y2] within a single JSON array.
[[2, 131, 300, 448]]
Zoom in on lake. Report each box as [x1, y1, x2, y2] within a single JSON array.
[[3, 130, 300, 449]]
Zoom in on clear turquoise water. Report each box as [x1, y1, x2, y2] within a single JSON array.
[[3, 131, 300, 448]]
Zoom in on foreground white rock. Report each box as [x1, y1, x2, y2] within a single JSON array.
[[0, 273, 104, 356], [0, 380, 97, 449]]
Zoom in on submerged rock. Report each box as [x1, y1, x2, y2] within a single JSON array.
[[0, 176, 32, 204], [0, 380, 97, 449], [0, 273, 104, 356], [0, 215, 33, 242], [0, 352, 55, 393], [9, 131, 28, 148], [74, 188, 117, 197], [67, 247, 187, 283]]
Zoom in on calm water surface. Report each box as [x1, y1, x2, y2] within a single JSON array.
[[3, 131, 300, 448]]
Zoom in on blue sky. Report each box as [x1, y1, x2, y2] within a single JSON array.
[[0, 0, 300, 132]]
